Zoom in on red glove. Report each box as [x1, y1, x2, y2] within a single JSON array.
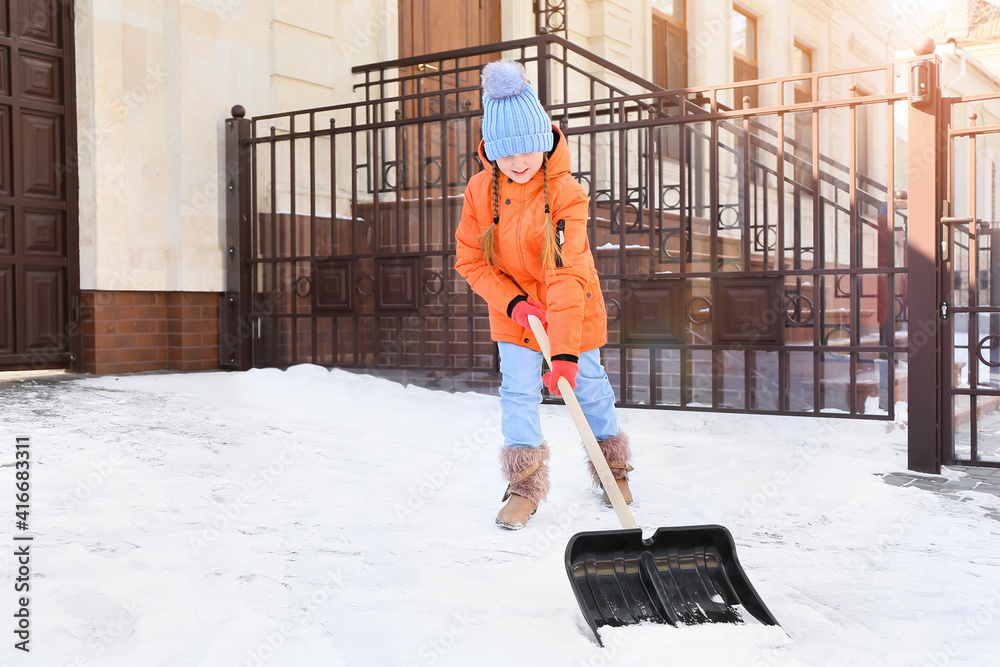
[[511, 297, 547, 328], [544, 360, 578, 396]]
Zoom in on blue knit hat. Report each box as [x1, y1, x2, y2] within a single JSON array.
[[481, 60, 553, 161]]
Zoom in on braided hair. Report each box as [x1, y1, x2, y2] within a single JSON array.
[[538, 156, 564, 272], [476, 155, 564, 272]]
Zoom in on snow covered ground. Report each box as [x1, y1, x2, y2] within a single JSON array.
[[3, 365, 1000, 666]]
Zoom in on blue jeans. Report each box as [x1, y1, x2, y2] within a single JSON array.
[[497, 342, 619, 449]]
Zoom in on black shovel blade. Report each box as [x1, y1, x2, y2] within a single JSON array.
[[565, 525, 778, 645]]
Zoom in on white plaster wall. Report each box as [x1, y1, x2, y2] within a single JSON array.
[[686, 0, 732, 92], [75, 0, 394, 292], [76, 0, 273, 292]]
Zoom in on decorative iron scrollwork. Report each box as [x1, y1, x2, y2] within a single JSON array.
[[605, 298, 621, 324], [688, 296, 712, 325], [835, 274, 852, 298], [423, 272, 446, 296], [822, 324, 851, 346], [718, 203, 741, 229], [784, 294, 814, 326], [661, 184, 682, 210], [534, 0, 566, 35], [976, 335, 1000, 368], [753, 226, 777, 252], [356, 274, 375, 297], [422, 157, 443, 187], [660, 230, 682, 262], [294, 276, 311, 298]]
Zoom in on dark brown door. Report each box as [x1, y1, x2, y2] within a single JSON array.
[[400, 0, 501, 66], [0, 1, 79, 370], [732, 7, 758, 110], [398, 0, 501, 191], [652, 6, 687, 158]]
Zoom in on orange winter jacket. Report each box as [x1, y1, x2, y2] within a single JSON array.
[[455, 125, 607, 359]]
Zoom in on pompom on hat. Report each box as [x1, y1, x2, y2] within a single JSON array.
[[480, 60, 553, 161]]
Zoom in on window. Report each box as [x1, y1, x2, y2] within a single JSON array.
[[732, 6, 758, 109], [792, 41, 812, 103], [652, 2, 687, 91], [652, 0, 684, 20], [653, 0, 687, 90], [791, 41, 813, 186], [652, 1, 687, 157]]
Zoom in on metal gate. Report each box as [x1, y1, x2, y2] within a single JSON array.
[[941, 91, 1000, 467], [224, 33, 911, 419], [0, 1, 80, 370]]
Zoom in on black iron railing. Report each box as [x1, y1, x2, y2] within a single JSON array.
[[225, 32, 910, 418]]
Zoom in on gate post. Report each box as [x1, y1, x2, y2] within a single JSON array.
[[221, 105, 253, 370], [906, 41, 943, 474]]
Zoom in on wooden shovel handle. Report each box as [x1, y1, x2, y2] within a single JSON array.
[[527, 316, 638, 530]]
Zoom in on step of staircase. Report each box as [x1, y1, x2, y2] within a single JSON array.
[[954, 394, 1000, 430]]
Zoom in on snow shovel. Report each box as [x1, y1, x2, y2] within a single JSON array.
[[526, 316, 779, 646]]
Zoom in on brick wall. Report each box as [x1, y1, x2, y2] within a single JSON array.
[[80, 291, 220, 374]]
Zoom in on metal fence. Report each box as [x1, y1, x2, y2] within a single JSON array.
[[224, 32, 910, 420], [941, 93, 1000, 467]]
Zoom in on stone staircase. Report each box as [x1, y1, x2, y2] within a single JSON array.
[[589, 201, 903, 414]]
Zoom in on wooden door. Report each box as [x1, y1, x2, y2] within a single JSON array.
[[400, 0, 500, 64], [0, 0, 79, 370], [652, 6, 687, 158], [398, 0, 501, 192]]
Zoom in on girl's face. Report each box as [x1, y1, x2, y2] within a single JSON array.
[[496, 152, 544, 184]]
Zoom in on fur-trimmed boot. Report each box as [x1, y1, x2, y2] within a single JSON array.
[[496, 443, 551, 530], [585, 432, 634, 506]]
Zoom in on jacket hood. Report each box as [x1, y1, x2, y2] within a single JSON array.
[[477, 123, 571, 180]]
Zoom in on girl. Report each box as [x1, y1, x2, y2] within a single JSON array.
[[455, 60, 633, 529]]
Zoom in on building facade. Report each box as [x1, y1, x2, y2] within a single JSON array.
[[1, 0, 913, 375]]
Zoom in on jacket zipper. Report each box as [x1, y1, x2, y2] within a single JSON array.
[[555, 220, 565, 268], [515, 189, 529, 275]]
